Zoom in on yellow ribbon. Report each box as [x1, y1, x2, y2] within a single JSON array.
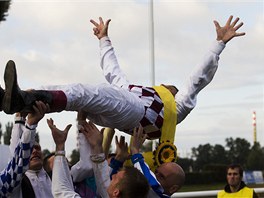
[[153, 86, 177, 142]]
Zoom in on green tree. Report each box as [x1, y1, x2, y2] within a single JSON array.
[[225, 137, 251, 167], [177, 157, 193, 173], [42, 149, 52, 158], [3, 122, 13, 145], [211, 144, 228, 164], [192, 143, 214, 171], [70, 149, 80, 166], [246, 142, 264, 170]]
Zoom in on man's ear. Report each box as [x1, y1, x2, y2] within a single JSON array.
[[113, 188, 121, 197], [169, 184, 180, 194]]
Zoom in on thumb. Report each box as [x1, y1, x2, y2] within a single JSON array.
[[64, 124, 72, 133]]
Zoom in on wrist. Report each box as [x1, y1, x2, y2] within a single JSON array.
[[115, 155, 126, 162], [56, 145, 65, 151], [91, 145, 103, 154], [55, 150, 65, 157], [25, 122, 37, 130]]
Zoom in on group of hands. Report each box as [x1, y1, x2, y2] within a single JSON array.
[[90, 15, 245, 44]]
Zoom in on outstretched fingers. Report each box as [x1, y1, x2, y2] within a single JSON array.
[[226, 15, 233, 26]]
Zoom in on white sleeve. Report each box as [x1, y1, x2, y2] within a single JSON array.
[[176, 40, 226, 124], [100, 36, 130, 88], [91, 154, 110, 198], [70, 132, 93, 182], [52, 155, 81, 198], [9, 116, 26, 154]]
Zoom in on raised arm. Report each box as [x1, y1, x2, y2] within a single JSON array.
[[176, 15, 245, 124], [47, 118, 79, 198], [80, 121, 110, 198], [0, 101, 48, 197], [90, 17, 130, 88], [70, 111, 93, 183]]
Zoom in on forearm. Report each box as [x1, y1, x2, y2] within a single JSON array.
[[176, 40, 225, 123], [70, 133, 93, 182], [9, 116, 26, 154], [109, 157, 124, 179], [91, 153, 110, 198], [131, 154, 161, 189], [52, 154, 81, 198], [0, 126, 36, 196], [100, 36, 129, 87]]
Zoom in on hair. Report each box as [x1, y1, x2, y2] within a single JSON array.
[[43, 152, 55, 178], [0, 0, 11, 22], [172, 85, 179, 94], [226, 164, 243, 177], [118, 166, 149, 198]]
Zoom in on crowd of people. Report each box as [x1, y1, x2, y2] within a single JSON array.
[[1, 1, 259, 198]]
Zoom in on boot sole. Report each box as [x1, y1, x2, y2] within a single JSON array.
[[3, 60, 16, 114]]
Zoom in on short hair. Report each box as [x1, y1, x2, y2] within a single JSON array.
[[0, 0, 11, 22], [227, 164, 243, 177], [118, 166, 149, 198]]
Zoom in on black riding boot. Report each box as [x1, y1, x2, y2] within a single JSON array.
[[2, 60, 67, 114]]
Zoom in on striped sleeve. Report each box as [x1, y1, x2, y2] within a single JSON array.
[[0, 125, 35, 197], [131, 153, 170, 198]]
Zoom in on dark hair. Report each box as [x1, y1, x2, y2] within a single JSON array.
[[0, 0, 11, 22], [43, 152, 55, 178], [118, 166, 149, 198], [172, 85, 179, 94], [227, 164, 243, 177]]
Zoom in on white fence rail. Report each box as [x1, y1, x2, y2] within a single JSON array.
[[172, 188, 264, 198]]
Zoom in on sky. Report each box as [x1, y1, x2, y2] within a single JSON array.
[[0, 0, 263, 158]]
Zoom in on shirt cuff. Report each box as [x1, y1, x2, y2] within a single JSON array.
[[131, 153, 144, 164], [210, 40, 226, 55], [100, 36, 112, 49], [110, 158, 124, 170], [15, 118, 26, 125], [25, 122, 37, 130], [90, 153, 105, 163]]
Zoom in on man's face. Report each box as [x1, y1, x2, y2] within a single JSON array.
[[227, 168, 242, 188], [29, 143, 43, 171], [107, 170, 126, 197], [155, 163, 174, 194], [161, 84, 178, 97]]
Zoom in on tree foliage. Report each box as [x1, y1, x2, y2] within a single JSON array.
[[3, 122, 13, 145]]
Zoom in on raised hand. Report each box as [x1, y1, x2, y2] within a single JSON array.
[[47, 118, 72, 151], [90, 17, 111, 40], [214, 15, 245, 44], [27, 101, 50, 125], [80, 121, 103, 154], [130, 125, 147, 155], [114, 135, 130, 162]]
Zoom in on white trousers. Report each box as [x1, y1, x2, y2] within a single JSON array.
[[42, 83, 145, 130]]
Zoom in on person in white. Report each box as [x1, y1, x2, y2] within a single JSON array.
[[2, 15, 245, 139], [0, 101, 48, 197], [48, 117, 150, 198], [8, 113, 93, 198]]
